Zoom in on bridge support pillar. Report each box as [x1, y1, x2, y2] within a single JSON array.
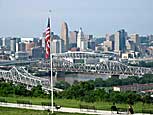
[[55, 72, 57, 78], [54, 72, 58, 82]]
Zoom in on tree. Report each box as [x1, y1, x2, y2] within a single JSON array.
[[14, 84, 27, 96], [31, 85, 45, 97], [55, 81, 70, 90]]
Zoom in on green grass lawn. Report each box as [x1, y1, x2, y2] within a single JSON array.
[[0, 96, 153, 113], [0, 107, 87, 115]]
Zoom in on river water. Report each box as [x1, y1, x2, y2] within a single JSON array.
[[55, 73, 110, 85]]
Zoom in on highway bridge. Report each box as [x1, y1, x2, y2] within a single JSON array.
[[52, 59, 153, 76], [0, 66, 62, 92]]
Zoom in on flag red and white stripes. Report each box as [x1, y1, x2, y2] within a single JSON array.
[[45, 18, 50, 59]]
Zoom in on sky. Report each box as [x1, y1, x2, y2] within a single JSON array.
[[0, 0, 153, 37]]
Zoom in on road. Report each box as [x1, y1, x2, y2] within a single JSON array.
[[0, 102, 150, 115]]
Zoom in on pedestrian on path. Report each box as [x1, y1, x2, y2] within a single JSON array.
[[128, 105, 134, 114], [47, 109, 51, 115], [111, 103, 119, 114]]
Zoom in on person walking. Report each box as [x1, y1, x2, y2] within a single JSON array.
[[128, 105, 134, 114], [111, 103, 119, 114]]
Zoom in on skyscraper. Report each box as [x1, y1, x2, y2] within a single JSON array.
[[114, 32, 120, 52], [130, 34, 140, 45], [77, 28, 84, 49], [17, 42, 26, 52], [61, 22, 69, 52], [10, 38, 16, 53], [114, 29, 127, 53], [24, 41, 35, 56], [51, 35, 64, 54], [88, 39, 96, 50], [69, 31, 78, 49], [0, 38, 3, 48], [32, 47, 44, 59], [2, 37, 11, 50]]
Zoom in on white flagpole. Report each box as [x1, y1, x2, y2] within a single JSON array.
[[49, 10, 54, 114], [50, 53, 53, 113]]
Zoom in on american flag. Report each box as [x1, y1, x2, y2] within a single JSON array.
[[45, 18, 50, 59]]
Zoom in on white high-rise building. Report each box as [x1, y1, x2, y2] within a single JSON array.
[[114, 31, 120, 52], [51, 35, 64, 54], [2, 37, 11, 50], [77, 28, 84, 49], [80, 39, 88, 51]]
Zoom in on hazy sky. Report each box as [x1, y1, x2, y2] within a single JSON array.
[[0, 0, 153, 37]]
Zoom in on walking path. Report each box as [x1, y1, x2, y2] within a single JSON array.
[[0, 102, 150, 115]]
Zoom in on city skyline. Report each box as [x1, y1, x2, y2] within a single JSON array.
[[0, 0, 153, 37]]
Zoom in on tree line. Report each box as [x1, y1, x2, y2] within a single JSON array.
[[0, 74, 153, 104], [56, 80, 153, 104], [0, 81, 48, 98]]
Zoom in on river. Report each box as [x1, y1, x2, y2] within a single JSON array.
[[55, 73, 110, 85]]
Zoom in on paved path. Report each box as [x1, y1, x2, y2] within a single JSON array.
[[0, 102, 150, 115]]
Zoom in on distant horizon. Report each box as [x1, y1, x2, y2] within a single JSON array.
[[0, 0, 152, 37]]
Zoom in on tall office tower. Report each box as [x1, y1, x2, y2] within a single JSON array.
[[114, 29, 127, 53], [69, 31, 78, 49], [103, 41, 113, 51], [17, 42, 26, 52], [77, 28, 84, 49], [25, 41, 35, 56], [33, 38, 38, 43], [130, 34, 140, 45], [88, 39, 96, 50], [31, 38, 39, 47], [114, 32, 120, 52], [2, 37, 11, 50], [0, 38, 3, 48], [15, 38, 21, 52], [109, 34, 115, 51], [84, 35, 95, 50], [149, 35, 153, 41], [10, 38, 17, 53], [42, 32, 46, 48], [37, 39, 42, 47], [80, 39, 88, 51], [106, 33, 110, 41], [61, 22, 69, 51], [51, 35, 64, 54], [103, 34, 113, 51], [16, 43, 19, 52], [126, 40, 136, 51], [110, 34, 115, 41], [15, 38, 21, 43], [32, 47, 44, 59]]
